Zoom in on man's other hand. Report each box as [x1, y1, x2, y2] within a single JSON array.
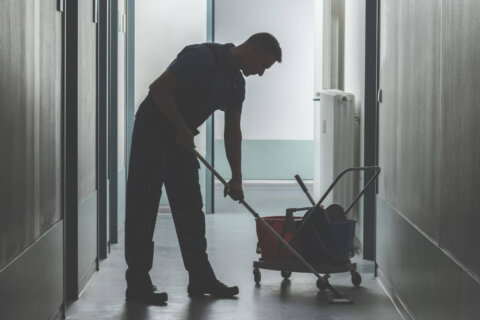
[[224, 178, 244, 201], [175, 128, 195, 151]]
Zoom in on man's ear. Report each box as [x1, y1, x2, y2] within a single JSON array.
[[252, 45, 261, 55]]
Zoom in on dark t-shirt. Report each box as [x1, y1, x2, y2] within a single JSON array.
[[167, 43, 245, 131]]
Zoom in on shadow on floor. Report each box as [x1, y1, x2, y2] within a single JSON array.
[[67, 209, 401, 320]]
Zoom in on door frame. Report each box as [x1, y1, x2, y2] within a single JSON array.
[[64, 0, 102, 301], [97, 0, 110, 260], [363, 0, 380, 263], [109, 0, 119, 244], [205, 0, 215, 214], [64, 0, 80, 301]]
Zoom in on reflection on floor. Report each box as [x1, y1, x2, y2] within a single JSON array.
[[67, 184, 402, 320]]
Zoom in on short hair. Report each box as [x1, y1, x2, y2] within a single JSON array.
[[246, 33, 282, 63]]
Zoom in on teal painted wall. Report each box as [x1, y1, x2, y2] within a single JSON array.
[[214, 140, 314, 180], [159, 139, 313, 206]]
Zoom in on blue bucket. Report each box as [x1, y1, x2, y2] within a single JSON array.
[[298, 207, 355, 265]]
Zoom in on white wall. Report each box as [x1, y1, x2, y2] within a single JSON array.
[[135, 0, 207, 152], [344, 0, 365, 165], [118, 0, 126, 169], [214, 0, 314, 141], [343, 0, 365, 242], [135, 0, 208, 206], [135, 0, 207, 109]]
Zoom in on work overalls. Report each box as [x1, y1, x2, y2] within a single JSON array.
[[124, 94, 216, 291]]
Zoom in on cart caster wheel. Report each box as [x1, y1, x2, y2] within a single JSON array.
[[253, 268, 261, 284], [351, 271, 362, 287], [316, 278, 329, 291], [281, 270, 292, 279]]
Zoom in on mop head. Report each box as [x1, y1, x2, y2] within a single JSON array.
[[327, 291, 353, 304]]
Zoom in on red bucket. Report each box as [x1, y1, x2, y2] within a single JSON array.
[[256, 216, 303, 261]]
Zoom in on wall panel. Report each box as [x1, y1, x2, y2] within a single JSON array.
[[0, 0, 33, 268], [0, 0, 64, 318], [0, 0, 62, 268], [78, 193, 97, 292], [378, 0, 442, 240], [78, 0, 97, 202], [441, 0, 480, 276], [76, 0, 99, 294], [377, 199, 462, 320], [377, 0, 480, 317], [38, 0, 62, 233], [0, 222, 64, 320]]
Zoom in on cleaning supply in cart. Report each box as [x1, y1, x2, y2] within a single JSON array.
[[299, 206, 355, 265], [256, 215, 303, 261], [325, 203, 348, 223]]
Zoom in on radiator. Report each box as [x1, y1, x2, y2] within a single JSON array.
[[313, 90, 355, 208]]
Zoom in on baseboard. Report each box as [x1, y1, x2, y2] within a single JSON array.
[[376, 197, 480, 319], [51, 304, 65, 320], [78, 192, 98, 294], [377, 268, 415, 320], [0, 222, 64, 320], [78, 261, 97, 298]]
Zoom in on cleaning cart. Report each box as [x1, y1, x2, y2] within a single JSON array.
[[194, 149, 380, 304]]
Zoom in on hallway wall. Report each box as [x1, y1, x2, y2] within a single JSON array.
[[134, 0, 207, 111], [343, 0, 366, 249], [75, 0, 98, 296], [0, 0, 63, 319], [377, 0, 480, 318], [134, 0, 207, 207]]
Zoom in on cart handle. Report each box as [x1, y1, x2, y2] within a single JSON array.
[[288, 166, 381, 247], [319, 166, 381, 215]]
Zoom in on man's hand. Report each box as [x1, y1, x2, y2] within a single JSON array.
[[175, 127, 195, 151], [224, 178, 244, 201]]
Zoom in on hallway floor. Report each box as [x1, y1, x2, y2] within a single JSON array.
[[67, 186, 402, 320]]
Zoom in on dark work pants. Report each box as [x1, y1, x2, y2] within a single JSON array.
[[125, 97, 216, 290]]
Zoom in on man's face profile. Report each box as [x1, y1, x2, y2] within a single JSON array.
[[242, 49, 276, 77]]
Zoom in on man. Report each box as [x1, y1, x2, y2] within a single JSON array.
[[125, 33, 282, 305]]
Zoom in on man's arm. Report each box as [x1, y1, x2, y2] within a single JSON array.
[[224, 110, 244, 200], [149, 70, 194, 150]]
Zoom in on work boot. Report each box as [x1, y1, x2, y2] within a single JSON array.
[[188, 279, 239, 298], [125, 286, 168, 305]]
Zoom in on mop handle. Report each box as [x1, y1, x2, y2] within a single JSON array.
[[193, 149, 327, 280], [294, 174, 316, 206]]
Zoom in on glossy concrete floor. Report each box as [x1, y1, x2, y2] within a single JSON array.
[[67, 185, 402, 320]]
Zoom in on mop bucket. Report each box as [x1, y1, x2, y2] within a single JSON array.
[[255, 216, 303, 261], [299, 207, 356, 265]]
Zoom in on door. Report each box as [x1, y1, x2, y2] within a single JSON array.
[[65, 0, 99, 299]]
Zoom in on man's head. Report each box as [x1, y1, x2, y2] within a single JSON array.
[[232, 33, 282, 77]]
